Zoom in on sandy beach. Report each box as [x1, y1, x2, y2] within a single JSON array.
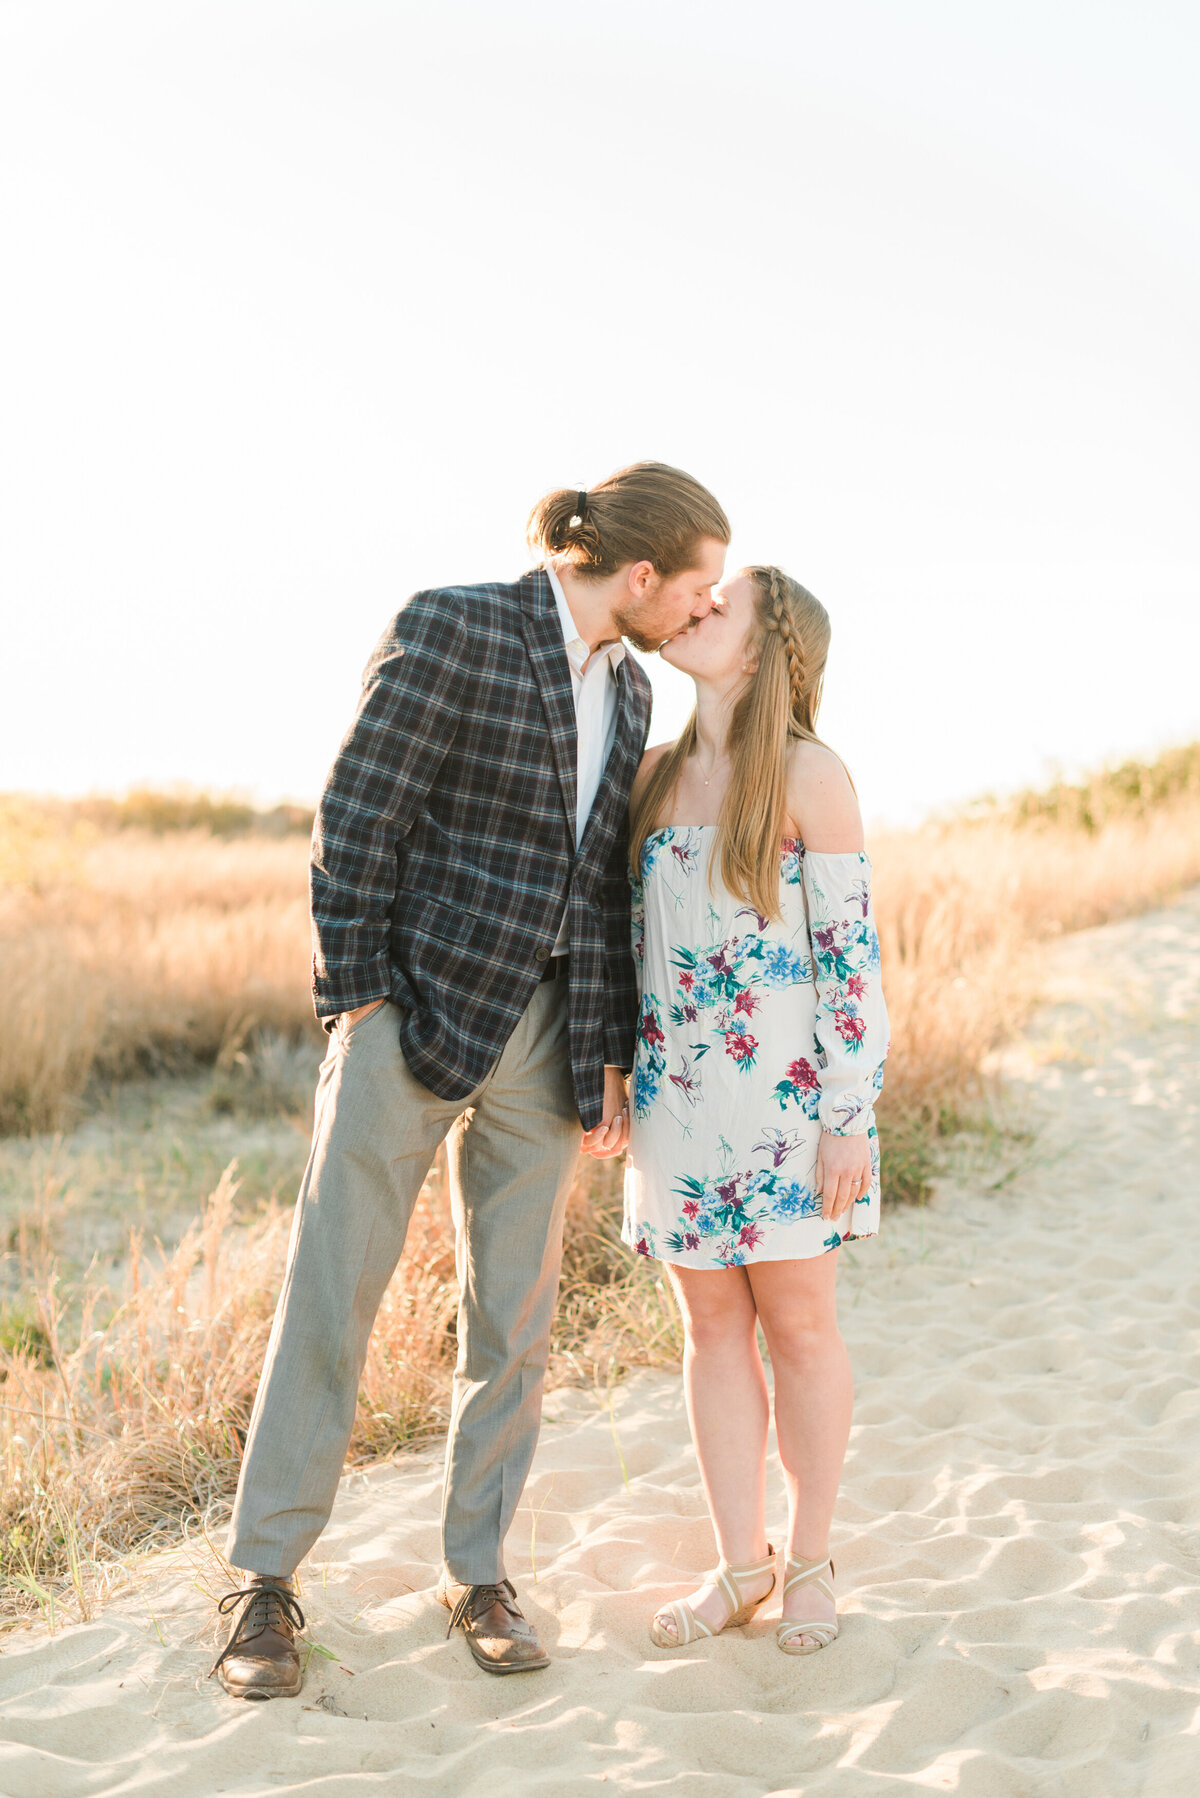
[[1, 888, 1198, 1797]]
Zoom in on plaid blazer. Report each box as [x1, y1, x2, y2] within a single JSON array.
[[310, 568, 653, 1130]]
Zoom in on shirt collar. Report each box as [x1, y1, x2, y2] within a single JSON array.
[[545, 564, 626, 674]]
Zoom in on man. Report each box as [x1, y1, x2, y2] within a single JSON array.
[[213, 462, 729, 1696]]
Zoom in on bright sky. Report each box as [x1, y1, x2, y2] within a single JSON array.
[[2, 1, 1197, 826]]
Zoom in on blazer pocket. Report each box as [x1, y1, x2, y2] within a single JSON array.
[[398, 892, 476, 945]]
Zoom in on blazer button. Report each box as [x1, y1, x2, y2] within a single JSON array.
[[535, 947, 551, 963]]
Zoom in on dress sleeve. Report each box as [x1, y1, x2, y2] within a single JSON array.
[[801, 849, 889, 1136]]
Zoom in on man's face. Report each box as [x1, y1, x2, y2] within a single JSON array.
[[613, 537, 728, 652]]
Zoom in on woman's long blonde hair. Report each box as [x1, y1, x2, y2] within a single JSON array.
[[629, 566, 840, 920]]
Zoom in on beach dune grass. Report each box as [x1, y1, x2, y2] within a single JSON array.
[[4, 749, 1199, 1144], [0, 805, 315, 1136], [0, 1153, 660, 1626], [2, 746, 1200, 1623]]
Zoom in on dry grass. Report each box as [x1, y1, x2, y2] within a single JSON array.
[[871, 794, 1200, 1182], [980, 739, 1200, 831], [0, 1152, 672, 1627], [2, 752, 1199, 1626], [7, 763, 1199, 1152], [1, 1168, 277, 1621], [0, 801, 315, 1135]]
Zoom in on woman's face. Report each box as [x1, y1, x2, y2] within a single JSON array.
[[659, 573, 760, 684]]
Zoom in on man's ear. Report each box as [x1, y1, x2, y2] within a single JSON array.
[[626, 559, 656, 598]]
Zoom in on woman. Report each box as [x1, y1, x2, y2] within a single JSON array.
[[622, 565, 888, 1654]]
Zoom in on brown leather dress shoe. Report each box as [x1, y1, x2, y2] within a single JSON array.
[[210, 1577, 306, 1700], [438, 1574, 550, 1674]]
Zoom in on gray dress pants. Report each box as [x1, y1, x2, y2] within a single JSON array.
[[226, 980, 582, 1585]]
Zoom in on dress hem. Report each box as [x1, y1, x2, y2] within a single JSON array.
[[626, 1226, 879, 1270]]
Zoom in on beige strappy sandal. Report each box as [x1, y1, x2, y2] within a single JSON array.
[[776, 1553, 838, 1654], [650, 1546, 776, 1649]]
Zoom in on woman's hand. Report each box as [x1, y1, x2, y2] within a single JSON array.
[[815, 1129, 872, 1222], [581, 1066, 630, 1160]]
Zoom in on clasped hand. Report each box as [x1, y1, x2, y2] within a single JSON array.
[[581, 1066, 630, 1160]]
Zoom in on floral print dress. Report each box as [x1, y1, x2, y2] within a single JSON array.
[[622, 828, 889, 1268]]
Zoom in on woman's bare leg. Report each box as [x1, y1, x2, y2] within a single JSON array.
[[748, 1249, 851, 1645], [654, 1261, 774, 1638]]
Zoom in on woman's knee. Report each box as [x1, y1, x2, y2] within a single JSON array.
[[762, 1310, 841, 1369], [685, 1309, 759, 1357], [669, 1267, 758, 1355]]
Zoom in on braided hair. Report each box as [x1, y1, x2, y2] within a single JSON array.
[[720, 565, 837, 915], [759, 566, 809, 727], [746, 565, 828, 738]]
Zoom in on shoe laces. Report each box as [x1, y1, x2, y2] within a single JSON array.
[[446, 1578, 520, 1638], [209, 1580, 307, 1677]]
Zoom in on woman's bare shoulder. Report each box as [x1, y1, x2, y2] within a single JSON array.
[[638, 741, 673, 774], [785, 740, 864, 851], [631, 740, 674, 804]]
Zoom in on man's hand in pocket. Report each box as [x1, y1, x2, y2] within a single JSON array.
[[343, 999, 386, 1029]]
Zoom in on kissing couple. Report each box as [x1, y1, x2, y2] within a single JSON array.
[[212, 461, 888, 1696]]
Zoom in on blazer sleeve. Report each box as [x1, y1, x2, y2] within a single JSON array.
[[310, 591, 470, 1022], [599, 671, 652, 1070], [801, 849, 890, 1135], [599, 803, 640, 1070]]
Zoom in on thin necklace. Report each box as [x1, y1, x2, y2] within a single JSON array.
[[696, 746, 723, 786]]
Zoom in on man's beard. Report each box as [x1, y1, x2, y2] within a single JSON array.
[[613, 588, 683, 654]]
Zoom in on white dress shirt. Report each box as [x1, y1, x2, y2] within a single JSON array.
[[545, 562, 626, 955]]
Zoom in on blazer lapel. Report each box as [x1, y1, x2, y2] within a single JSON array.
[[519, 570, 578, 834]]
